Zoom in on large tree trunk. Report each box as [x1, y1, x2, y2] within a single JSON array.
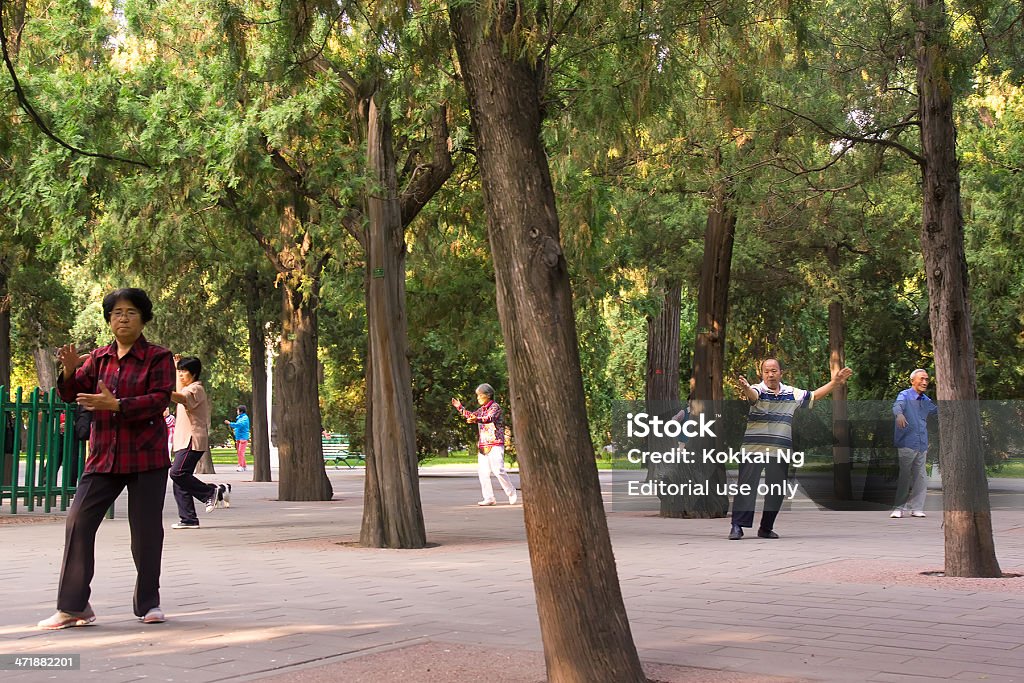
[[692, 188, 735, 405], [246, 270, 272, 482], [359, 96, 426, 549], [450, 5, 646, 681], [277, 273, 332, 501], [645, 278, 714, 518], [0, 261, 10, 390], [915, 0, 1000, 577], [675, 187, 737, 519]]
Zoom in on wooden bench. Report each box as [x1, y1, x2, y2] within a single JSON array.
[[322, 435, 365, 469]]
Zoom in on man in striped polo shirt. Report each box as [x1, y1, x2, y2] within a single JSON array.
[[728, 358, 852, 540]]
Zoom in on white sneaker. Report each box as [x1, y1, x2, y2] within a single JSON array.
[[140, 607, 165, 624], [911, 511, 926, 518], [235, 466, 245, 472], [477, 499, 496, 506], [509, 492, 518, 505], [38, 604, 96, 630], [890, 509, 903, 518]]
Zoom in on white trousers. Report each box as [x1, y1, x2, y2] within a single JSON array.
[[895, 448, 928, 512], [478, 446, 516, 502]]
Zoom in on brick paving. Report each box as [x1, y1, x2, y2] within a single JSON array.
[[0, 467, 1021, 682]]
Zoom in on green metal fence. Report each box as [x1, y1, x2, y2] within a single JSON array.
[[1, 385, 85, 514]]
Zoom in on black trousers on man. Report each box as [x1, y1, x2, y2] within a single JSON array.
[[57, 468, 168, 617], [731, 456, 790, 532]]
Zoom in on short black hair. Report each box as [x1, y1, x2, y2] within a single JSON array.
[[237, 405, 247, 414], [176, 356, 202, 380], [102, 288, 154, 323]]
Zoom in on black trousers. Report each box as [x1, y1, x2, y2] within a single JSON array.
[[731, 458, 790, 531], [170, 448, 216, 524], [57, 468, 168, 617]]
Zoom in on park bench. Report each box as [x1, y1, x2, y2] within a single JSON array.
[[322, 434, 365, 469]]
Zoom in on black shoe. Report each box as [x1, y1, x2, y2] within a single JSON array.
[[757, 528, 779, 539], [728, 525, 743, 540]]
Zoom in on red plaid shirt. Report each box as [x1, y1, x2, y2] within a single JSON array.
[[57, 335, 174, 474]]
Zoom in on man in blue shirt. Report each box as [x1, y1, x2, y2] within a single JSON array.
[[891, 369, 939, 518]]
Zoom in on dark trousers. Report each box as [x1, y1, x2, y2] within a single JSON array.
[[170, 448, 216, 524], [57, 468, 168, 617], [731, 458, 790, 531]]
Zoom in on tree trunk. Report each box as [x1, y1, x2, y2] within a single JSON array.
[[645, 278, 718, 518], [692, 188, 736, 405], [358, 96, 426, 548], [246, 270, 272, 482], [195, 448, 215, 475], [450, 5, 646, 681], [915, 0, 1000, 577], [829, 300, 852, 500], [0, 261, 10, 390], [33, 347, 58, 392], [672, 186, 737, 519], [645, 278, 681, 408], [277, 276, 332, 501]]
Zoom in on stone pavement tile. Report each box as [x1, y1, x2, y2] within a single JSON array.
[[723, 649, 840, 669], [934, 643, 1024, 665], [952, 667, 1024, 681], [868, 672, 959, 682], [805, 651, 919, 670], [826, 633, 947, 651]]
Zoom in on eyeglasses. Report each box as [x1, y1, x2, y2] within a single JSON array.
[[110, 310, 140, 320]]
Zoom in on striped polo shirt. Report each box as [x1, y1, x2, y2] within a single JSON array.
[[743, 381, 813, 451]]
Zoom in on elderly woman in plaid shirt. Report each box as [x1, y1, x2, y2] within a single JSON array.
[[39, 288, 174, 630], [452, 383, 518, 506]]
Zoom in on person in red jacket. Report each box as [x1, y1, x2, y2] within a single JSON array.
[[38, 288, 174, 630], [452, 383, 518, 506]]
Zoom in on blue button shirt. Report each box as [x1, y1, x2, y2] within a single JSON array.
[[892, 388, 937, 450]]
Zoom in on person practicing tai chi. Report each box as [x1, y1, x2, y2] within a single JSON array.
[[169, 355, 230, 530], [890, 368, 938, 519], [224, 405, 251, 472], [728, 358, 852, 541], [452, 383, 518, 506], [39, 288, 173, 629]]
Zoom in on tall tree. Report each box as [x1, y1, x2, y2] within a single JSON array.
[[450, 2, 646, 680], [913, 0, 1000, 576]]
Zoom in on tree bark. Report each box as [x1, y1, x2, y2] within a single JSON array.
[[195, 448, 215, 475], [451, 5, 646, 681], [274, 202, 332, 501], [246, 270, 272, 482], [828, 299, 852, 500], [33, 347, 57, 392], [670, 185, 737, 519], [645, 278, 681, 408], [692, 187, 736, 405], [358, 96, 426, 548], [0, 261, 10, 390], [914, 0, 1000, 577]]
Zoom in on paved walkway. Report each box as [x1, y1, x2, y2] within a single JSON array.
[[1, 467, 1022, 682]]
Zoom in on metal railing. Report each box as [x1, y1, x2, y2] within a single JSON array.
[[1, 385, 85, 514]]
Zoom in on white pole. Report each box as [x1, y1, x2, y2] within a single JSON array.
[[266, 342, 279, 469]]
